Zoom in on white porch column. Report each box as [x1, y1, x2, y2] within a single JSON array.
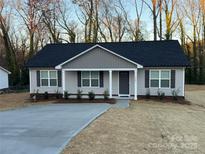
[[109, 70, 112, 98], [134, 69, 138, 100], [62, 70, 65, 96]]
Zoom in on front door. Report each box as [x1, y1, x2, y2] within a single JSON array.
[[119, 71, 129, 96]]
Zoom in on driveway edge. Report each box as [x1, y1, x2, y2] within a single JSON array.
[[57, 105, 111, 154]]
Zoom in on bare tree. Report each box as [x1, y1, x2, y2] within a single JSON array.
[[183, 0, 201, 81], [16, 0, 43, 58], [119, 0, 144, 41], [57, 1, 77, 43], [99, 0, 126, 42], [0, 0, 19, 85], [143, 0, 158, 40], [40, 0, 62, 43], [163, 0, 179, 40], [73, 0, 100, 43]]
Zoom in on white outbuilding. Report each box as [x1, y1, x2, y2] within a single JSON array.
[[0, 66, 11, 90]]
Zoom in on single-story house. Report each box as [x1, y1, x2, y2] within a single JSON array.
[[26, 40, 190, 100], [0, 66, 11, 90]]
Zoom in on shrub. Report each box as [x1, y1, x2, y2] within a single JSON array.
[[88, 91, 95, 100], [77, 89, 83, 99], [172, 89, 180, 100], [32, 89, 39, 101], [157, 89, 165, 100], [55, 89, 61, 99], [64, 91, 69, 99], [103, 90, 109, 100], [44, 91, 49, 99], [145, 88, 150, 99]]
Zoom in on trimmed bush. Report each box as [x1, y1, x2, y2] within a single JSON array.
[[55, 90, 61, 99], [88, 91, 95, 100], [103, 90, 109, 100], [172, 89, 180, 100], [77, 90, 83, 99], [157, 89, 165, 100], [44, 91, 49, 99], [64, 91, 69, 99]]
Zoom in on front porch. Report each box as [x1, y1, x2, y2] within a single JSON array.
[[61, 69, 139, 100]]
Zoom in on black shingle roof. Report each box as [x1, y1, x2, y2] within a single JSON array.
[[26, 40, 190, 68]]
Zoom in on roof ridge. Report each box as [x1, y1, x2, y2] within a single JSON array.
[[46, 40, 178, 46]]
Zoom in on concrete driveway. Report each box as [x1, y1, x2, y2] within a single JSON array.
[[0, 103, 111, 154]]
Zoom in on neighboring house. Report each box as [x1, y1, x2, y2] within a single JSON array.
[[26, 40, 190, 100], [0, 66, 11, 90]]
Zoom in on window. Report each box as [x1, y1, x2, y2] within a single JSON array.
[[161, 71, 170, 88], [150, 70, 159, 87], [40, 70, 57, 87], [150, 70, 170, 88], [81, 71, 99, 87]]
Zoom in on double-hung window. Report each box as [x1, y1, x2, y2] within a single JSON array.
[[160, 71, 170, 88], [40, 70, 57, 87], [81, 71, 99, 87], [150, 70, 170, 88]]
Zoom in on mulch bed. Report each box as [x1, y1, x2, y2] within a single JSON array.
[[31, 98, 116, 104], [136, 97, 191, 105], [55, 98, 116, 104]]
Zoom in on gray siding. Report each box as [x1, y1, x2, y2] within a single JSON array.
[[29, 68, 184, 97], [136, 68, 184, 96], [62, 47, 137, 69], [65, 71, 118, 95], [29, 68, 62, 94]]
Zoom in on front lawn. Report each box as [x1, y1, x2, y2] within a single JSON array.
[[0, 92, 54, 111], [62, 101, 205, 154]]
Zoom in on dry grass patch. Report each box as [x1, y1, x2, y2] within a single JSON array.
[[0, 92, 54, 111], [185, 84, 205, 91], [62, 101, 205, 154]]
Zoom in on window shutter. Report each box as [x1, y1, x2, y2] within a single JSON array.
[[100, 71, 104, 87], [145, 70, 149, 88], [58, 71, 62, 87], [37, 70, 40, 87], [171, 70, 176, 88], [77, 71, 81, 87]]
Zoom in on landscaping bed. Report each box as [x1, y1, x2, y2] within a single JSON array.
[[55, 98, 116, 104], [135, 96, 191, 105]]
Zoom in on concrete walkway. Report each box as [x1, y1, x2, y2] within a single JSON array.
[[0, 103, 110, 154], [113, 99, 129, 109]]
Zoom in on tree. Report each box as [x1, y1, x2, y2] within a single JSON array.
[[163, 0, 179, 40], [119, 0, 144, 41], [16, 0, 43, 58], [143, 0, 158, 40], [73, 0, 100, 43], [0, 0, 19, 85], [183, 0, 201, 82], [57, 1, 77, 43], [40, 0, 62, 43], [99, 0, 126, 42]]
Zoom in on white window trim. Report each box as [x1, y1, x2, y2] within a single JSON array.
[[40, 70, 58, 87], [149, 70, 171, 89], [81, 71, 100, 88]]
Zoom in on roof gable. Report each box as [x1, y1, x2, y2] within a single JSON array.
[[56, 45, 143, 69], [0, 66, 11, 74], [60, 46, 142, 69]]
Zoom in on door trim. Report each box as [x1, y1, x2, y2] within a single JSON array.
[[118, 71, 130, 97]]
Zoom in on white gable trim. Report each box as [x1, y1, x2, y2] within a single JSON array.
[[55, 44, 143, 69], [0, 66, 11, 74]]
